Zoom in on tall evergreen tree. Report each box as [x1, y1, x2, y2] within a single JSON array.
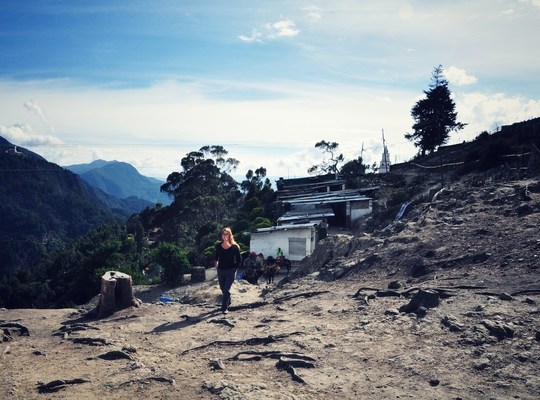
[[405, 65, 466, 156]]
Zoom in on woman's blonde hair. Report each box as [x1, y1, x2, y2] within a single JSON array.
[[222, 227, 239, 247]]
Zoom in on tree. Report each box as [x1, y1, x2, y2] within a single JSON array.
[[405, 65, 466, 156], [340, 156, 367, 188], [240, 167, 274, 220], [160, 145, 242, 249], [308, 140, 344, 175]]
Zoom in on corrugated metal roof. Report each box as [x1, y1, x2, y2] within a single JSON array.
[[287, 190, 371, 205], [277, 208, 334, 224], [253, 222, 319, 234]]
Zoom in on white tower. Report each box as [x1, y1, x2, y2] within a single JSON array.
[[379, 130, 391, 173]]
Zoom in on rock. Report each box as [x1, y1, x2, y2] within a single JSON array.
[[441, 315, 465, 332], [415, 306, 427, 317], [410, 261, 431, 278], [209, 358, 225, 370], [481, 320, 514, 340], [473, 358, 490, 370], [498, 292, 513, 301], [429, 378, 440, 387], [399, 289, 440, 314], [388, 280, 401, 289], [459, 325, 497, 346]]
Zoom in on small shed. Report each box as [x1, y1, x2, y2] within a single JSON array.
[[249, 222, 321, 262], [283, 190, 372, 229]]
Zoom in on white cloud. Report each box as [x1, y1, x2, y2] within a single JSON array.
[[444, 66, 478, 86], [24, 99, 56, 134], [267, 19, 300, 38], [241, 19, 299, 43], [303, 6, 322, 22], [453, 91, 540, 141], [519, 0, 540, 9], [1, 76, 538, 180], [238, 29, 263, 43], [398, 4, 414, 20], [0, 123, 63, 146]]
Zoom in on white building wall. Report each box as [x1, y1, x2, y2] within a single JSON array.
[[249, 226, 316, 261], [351, 199, 373, 221]]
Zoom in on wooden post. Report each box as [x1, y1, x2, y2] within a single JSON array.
[[96, 271, 141, 318]]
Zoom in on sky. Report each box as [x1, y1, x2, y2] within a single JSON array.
[[1, 0, 539, 182]]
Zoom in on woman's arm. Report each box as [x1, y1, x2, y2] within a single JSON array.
[[234, 246, 242, 268], [214, 243, 220, 268]]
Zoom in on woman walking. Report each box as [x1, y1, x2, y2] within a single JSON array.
[[214, 227, 241, 314]]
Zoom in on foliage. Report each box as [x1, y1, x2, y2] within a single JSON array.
[[238, 167, 275, 228], [151, 242, 191, 287], [308, 140, 344, 175], [340, 156, 367, 188], [0, 223, 144, 308], [251, 217, 272, 230], [0, 143, 129, 276], [158, 145, 243, 260], [157, 154, 275, 266], [405, 65, 466, 156]]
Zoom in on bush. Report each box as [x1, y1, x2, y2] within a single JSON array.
[[151, 242, 191, 287]]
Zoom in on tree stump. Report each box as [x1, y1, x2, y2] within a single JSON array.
[[96, 271, 141, 318], [191, 266, 206, 283]]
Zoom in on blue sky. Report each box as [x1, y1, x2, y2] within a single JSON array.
[[1, 1, 539, 181]]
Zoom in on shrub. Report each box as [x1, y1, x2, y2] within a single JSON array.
[[151, 242, 191, 287]]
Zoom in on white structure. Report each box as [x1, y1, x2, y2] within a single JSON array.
[[249, 222, 320, 262], [282, 190, 372, 228], [379, 130, 391, 174]]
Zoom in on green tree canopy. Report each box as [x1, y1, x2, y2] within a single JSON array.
[[405, 65, 466, 156], [159, 145, 242, 252], [240, 167, 274, 220], [340, 156, 367, 188], [151, 242, 190, 287]]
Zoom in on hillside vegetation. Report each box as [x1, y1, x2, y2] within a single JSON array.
[[0, 138, 149, 275]]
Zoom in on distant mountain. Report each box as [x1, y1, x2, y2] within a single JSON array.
[[0, 137, 152, 275], [65, 160, 172, 205]]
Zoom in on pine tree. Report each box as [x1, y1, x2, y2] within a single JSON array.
[[405, 65, 466, 156]]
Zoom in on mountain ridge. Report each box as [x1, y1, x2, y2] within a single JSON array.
[[64, 159, 171, 205], [0, 137, 153, 275]]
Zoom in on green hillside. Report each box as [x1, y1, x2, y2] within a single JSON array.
[[0, 138, 143, 275]]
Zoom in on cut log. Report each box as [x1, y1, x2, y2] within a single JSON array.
[[96, 271, 141, 319]]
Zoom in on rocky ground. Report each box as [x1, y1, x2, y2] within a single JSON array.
[[1, 176, 540, 399]]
